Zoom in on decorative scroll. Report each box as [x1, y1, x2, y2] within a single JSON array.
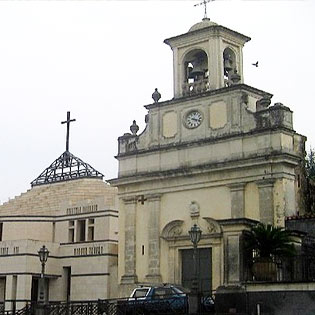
[[203, 217, 222, 234]]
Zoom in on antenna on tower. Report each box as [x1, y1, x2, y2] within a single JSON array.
[[194, 0, 215, 20]]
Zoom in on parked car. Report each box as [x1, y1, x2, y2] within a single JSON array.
[[117, 284, 214, 314]]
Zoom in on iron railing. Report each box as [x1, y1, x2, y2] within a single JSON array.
[[0, 294, 215, 315], [244, 255, 315, 282]]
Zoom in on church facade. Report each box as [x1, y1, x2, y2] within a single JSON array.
[[110, 18, 306, 297], [0, 142, 118, 311]]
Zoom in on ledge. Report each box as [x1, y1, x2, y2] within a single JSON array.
[[144, 84, 271, 110]]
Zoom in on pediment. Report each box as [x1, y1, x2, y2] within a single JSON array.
[[203, 217, 222, 234], [161, 220, 184, 240]]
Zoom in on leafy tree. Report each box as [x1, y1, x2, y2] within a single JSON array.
[[306, 148, 315, 180], [245, 223, 296, 259]]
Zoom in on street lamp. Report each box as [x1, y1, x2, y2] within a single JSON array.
[[189, 224, 202, 292], [38, 245, 49, 304]]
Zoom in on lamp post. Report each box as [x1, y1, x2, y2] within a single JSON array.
[[189, 224, 202, 293], [38, 245, 49, 304]]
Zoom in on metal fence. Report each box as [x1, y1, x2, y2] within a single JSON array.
[[244, 255, 315, 282], [0, 295, 215, 315]]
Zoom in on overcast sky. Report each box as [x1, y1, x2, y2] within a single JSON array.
[[0, 0, 314, 203]]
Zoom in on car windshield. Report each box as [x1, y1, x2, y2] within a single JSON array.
[[132, 288, 149, 298], [172, 287, 185, 295], [154, 288, 174, 297]]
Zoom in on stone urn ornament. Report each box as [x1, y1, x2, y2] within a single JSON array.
[[130, 120, 139, 135], [152, 88, 161, 103]]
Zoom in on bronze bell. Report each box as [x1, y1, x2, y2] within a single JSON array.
[[188, 54, 207, 79], [189, 65, 205, 79], [224, 58, 233, 71]]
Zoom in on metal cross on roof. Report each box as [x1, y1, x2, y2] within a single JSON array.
[[61, 111, 76, 152], [194, 0, 214, 19]]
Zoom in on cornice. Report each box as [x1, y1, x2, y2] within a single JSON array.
[[144, 84, 272, 110], [109, 152, 301, 186], [164, 24, 251, 47], [115, 127, 298, 160]]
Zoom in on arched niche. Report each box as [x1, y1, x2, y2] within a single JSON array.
[[182, 49, 209, 96]]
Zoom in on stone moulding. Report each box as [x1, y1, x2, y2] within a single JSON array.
[[110, 151, 301, 186], [161, 220, 184, 240], [203, 217, 223, 234], [161, 218, 224, 242], [144, 84, 271, 110]]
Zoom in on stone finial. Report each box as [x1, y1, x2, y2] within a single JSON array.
[[256, 94, 272, 111], [152, 88, 161, 103], [130, 120, 139, 135]]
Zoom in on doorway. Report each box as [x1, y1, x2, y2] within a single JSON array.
[[181, 248, 212, 293], [63, 267, 71, 302], [31, 278, 38, 302]]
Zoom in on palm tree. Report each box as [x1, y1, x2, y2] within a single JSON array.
[[245, 223, 296, 259], [245, 223, 296, 281]]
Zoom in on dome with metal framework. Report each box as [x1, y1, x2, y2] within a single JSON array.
[[30, 151, 103, 187]]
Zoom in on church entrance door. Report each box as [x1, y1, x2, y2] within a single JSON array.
[[181, 248, 212, 293]]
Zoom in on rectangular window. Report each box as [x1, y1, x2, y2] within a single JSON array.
[[87, 218, 95, 241], [297, 174, 301, 188], [52, 222, 56, 243], [77, 220, 86, 242], [63, 267, 71, 302], [68, 221, 75, 243], [0, 223, 3, 241]]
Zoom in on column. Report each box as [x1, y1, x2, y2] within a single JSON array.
[[121, 197, 138, 284], [146, 194, 162, 283], [229, 183, 245, 218], [257, 179, 275, 225]]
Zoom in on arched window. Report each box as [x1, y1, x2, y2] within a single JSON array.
[[182, 49, 209, 96], [223, 47, 236, 87]]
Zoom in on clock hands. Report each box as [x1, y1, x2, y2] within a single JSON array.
[[185, 110, 203, 128]]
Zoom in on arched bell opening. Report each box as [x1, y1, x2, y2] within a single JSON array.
[[182, 49, 209, 96], [223, 47, 237, 87]]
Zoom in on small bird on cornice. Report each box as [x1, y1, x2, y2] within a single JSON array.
[[252, 61, 259, 67]]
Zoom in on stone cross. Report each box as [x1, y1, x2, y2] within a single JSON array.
[[138, 195, 147, 205], [61, 111, 76, 152], [194, 0, 214, 19]]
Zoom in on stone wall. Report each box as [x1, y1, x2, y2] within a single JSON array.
[[215, 285, 315, 315]]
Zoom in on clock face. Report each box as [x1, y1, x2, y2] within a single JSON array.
[[185, 110, 203, 129]]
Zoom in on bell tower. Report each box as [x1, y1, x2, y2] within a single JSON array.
[[164, 18, 251, 98], [112, 14, 306, 299]]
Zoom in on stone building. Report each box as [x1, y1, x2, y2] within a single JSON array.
[[110, 17, 306, 298], [0, 148, 118, 311]]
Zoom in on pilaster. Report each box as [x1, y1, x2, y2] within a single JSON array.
[[229, 183, 246, 218], [224, 233, 242, 285], [16, 275, 32, 310], [4, 275, 15, 312], [121, 196, 138, 284], [145, 194, 162, 283], [257, 179, 276, 225]]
